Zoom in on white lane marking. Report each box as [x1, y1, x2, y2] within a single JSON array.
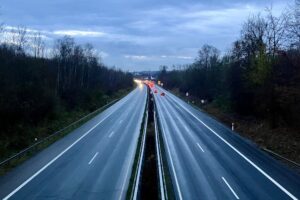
[[166, 91, 298, 200], [118, 89, 148, 200], [155, 97, 183, 200], [154, 111, 166, 200], [4, 89, 140, 200], [118, 157, 133, 200], [197, 143, 205, 152], [88, 152, 99, 165], [222, 177, 240, 199], [3, 111, 115, 200], [108, 131, 115, 138], [132, 112, 148, 200], [119, 119, 123, 124]]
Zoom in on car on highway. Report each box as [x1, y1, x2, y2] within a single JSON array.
[[160, 92, 165, 96], [154, 90, 158, 93]]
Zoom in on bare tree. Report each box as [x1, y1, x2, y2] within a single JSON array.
[[196, 44, 220, 68], [53, 36, 75, 94], [240, 14, 267, 59], [31, 32, 45, 58], [0, 24, 4, 44], [83, 43, 99, 88], [284, 0, 300, 48], [10, 26, 27, 53], [265, 7, 286, 57], [0, 23, 4, 37]]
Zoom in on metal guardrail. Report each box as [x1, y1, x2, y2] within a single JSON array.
[[262, 148, 300, 168], [0, 99, 119, 167], [154, 109, 167, 200], [159, 87, 300, 172], [132, 111, 148, 200], [130, 85, 149, 200], [130, 87, 167, 200]]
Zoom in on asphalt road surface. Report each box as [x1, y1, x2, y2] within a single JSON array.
[[153, 86, 300, 200], [0, 85, 147, 200]]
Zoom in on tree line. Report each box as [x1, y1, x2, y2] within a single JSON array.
[[158, 4, 300, 129], [0, 29, 133, 156]]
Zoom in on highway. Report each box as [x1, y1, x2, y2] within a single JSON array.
[[153, 86, 300, 200], [0, 85, 147, 200]]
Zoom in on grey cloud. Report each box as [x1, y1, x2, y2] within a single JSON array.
[[0, 0, 289, 71]]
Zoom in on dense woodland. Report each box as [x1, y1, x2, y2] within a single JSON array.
[[159, 5, 300, 129], [0, 32, 133, 158]]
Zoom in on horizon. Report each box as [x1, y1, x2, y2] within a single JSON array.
[[1, 0, 289, 71]]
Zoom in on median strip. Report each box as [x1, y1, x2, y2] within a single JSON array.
[[154, 110, 167, 200]]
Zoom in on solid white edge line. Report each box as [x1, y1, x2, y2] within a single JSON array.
[[166, 89, 298, 200], [88, 152, 99, 165], [222, 177, 240, 199], [154, 111, 166, 200], [118, 85, 147, 200], [3, 110, 115, 200], [155, 96, 183, 200], [196, 143, 205, 152], [108, 131, 115, 138], [132, 112, 148, 200]]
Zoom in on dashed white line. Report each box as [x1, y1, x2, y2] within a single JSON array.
[[108, 131, 115, 138], [88, 152, 99, 165], [167, 92, 298, 200], [156, 98, 183, 200], [222, 177, 240, 199], [197, 143, 205, 152], [118, 92, 147, 200], [3, 109, 116, 200]]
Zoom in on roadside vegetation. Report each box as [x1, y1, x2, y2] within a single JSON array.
[[158, 5, 300, 163], [0, 30, 133, 163]]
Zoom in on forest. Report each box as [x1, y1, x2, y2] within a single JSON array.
[[158, 6, 300, 160], [0, 31, 133, 160]]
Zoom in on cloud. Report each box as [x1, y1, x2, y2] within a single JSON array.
[[98, 51, 109, 58], [0, 0, 289, 70], [124, 55, 150, 60], [1, 25, 51, 45], [53, 30, 106, 37], [124, 54, 194, 61], [176, 56, 193, 60], [160, 55, 193, 60]]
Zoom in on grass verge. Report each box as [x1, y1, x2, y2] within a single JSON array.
[[169, 88, 300, 170], [0, 88, 133, 176]]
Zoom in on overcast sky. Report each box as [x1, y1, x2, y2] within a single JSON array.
[[0, 0, 289, 71]]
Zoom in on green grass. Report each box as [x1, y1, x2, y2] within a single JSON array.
[[168, 88, 300, 169], [0, 88, 133, 176]]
